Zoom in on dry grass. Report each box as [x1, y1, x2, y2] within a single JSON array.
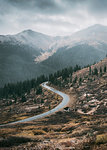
[[96, 133, 107, 144], [0, 58, 107, 149]]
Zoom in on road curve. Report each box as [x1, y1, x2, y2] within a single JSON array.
[[0, 82, 70, 127]]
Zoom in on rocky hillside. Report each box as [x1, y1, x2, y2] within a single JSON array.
[[0, 30, 57, 87], [73, 58, 107, 115], [0, 58, 107, 149], [49, 57, 107, 115], [0, 24, 107, 87]]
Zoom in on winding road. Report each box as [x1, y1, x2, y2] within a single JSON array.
[[0, 82, 70, 127]]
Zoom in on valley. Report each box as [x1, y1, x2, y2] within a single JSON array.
[[0, 57, 107, 149], [1, 0, 107, 149]]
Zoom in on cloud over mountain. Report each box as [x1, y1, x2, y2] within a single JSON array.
[[0, 0, 107, 36]]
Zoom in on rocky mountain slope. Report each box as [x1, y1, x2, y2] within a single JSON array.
[[0, 24, 107, 87], [41, 24, 107, 71], [0, 30, 57, 87], [54, 24, 107, 49], [41, 43, 106, 71], [0, 30, 56, 50], [50, 57, 107, 116]]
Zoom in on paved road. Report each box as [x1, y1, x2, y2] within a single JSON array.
[[0, 82, 70, 127]]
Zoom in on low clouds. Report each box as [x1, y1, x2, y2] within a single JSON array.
[[7, 0, 61, 14], [87, 0, 107, 17], [0, 0, 107, 36]]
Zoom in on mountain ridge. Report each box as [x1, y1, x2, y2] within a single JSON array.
[[0, 24, 107, 87]]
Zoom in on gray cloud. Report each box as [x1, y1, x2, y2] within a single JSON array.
[[7, 0, 62, 14], [0, 0, 107, 36], [87, 0, 107, 17]]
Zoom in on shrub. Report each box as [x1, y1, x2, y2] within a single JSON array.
[[96, 133, 107, 144], [21, 95, 26, 102], [0, 136, 31, 147], [33, 129, 46, 135]]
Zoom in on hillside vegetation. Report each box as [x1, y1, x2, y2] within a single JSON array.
[[0, 58, 107, 149], [49, 57, 107, 116]]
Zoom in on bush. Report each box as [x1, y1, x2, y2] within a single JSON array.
[[96, 133, 107, 144], [0, 136, 31, 147], [21, 95, 26, 102], [33, 130, 46, 135]]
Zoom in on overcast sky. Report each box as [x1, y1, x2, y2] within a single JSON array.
[[0, 0, 107, 36]]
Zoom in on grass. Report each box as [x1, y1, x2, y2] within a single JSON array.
[[33, 129, 46, 135], [96, 133, 107, 144]]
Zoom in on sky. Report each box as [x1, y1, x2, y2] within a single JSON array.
[[0, 0, 107, 36]]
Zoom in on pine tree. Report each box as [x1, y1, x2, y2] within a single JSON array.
[[100, 67, 102, 76], [49, 105, 51, 110], [104, 65, 106, 73], [21, 95, 26, 102], [73, 76, 78, 84], [79, 77, 82, 85], [93, 67, 98, 76], [89, 66, 91, 75], [41, 99, 44, 104], [36, 86, 42, 95]]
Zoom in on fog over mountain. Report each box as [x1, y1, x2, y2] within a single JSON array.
[[1, 0, 107, 36], [40, 24, 107, 70], [0, 24, 107, 87], [0, 0, 107, 86]]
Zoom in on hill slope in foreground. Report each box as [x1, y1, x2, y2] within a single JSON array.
[[0, 58, 107, 149]]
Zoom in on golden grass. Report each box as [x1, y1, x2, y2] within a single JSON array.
[[16, 116, 28, 120], [15, 129, 46, 138], [96, 133, 107, 144], [16, 130, 34, 137], [0, 128, 16, 136], [33, 129, 46, 135], [61, 122, 79, 132]]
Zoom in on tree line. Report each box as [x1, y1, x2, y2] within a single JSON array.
[[0, 65, 81, 99], [48, 65, 81, 85], [0, 63, 106, 99], [0, 75, 47, 99], [49, 64, 107, 88]]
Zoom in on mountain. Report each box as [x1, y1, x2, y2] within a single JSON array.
[[48, 56, 107, 115], [0, 30, 56, 50], [40, 24, 107, 71], [40, 44, 106, 71], [0, 30, 58, 87], [54, 24, 107, 49], [0, 24, 107, 87]]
